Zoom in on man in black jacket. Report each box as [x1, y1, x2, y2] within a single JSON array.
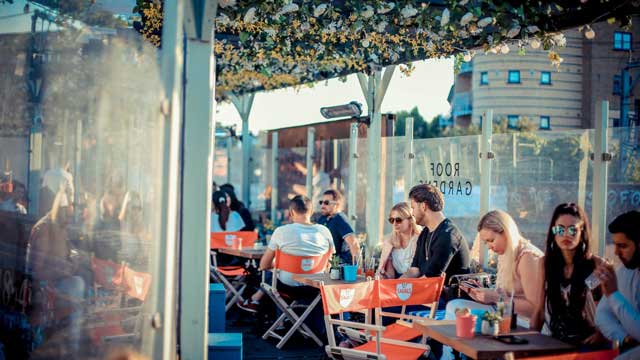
[[402, 184, 470, 282]]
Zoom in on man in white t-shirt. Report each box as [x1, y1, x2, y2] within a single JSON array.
[[238, 195, 334, 313]]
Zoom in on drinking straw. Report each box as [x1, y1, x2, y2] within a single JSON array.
[[509, 288, 515, 312]]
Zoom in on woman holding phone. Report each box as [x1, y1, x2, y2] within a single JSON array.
[[444, 210, 544, 322]]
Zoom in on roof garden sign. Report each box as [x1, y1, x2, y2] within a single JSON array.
[[133, 0, 639, 98]]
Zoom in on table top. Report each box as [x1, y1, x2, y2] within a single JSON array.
[[291, 273, 370, 288], [413, 320, 575, 360], [217, 247, 266, 259]]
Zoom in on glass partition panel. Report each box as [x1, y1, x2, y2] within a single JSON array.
[[212, 136, 232, 186], [354, 138, 368, 234], [492, 129, 593, 250], [274, 146, 306, 223], [605, 127, 640, 260], [412, 135, 482, 246], [0, 4, 168, 358], [249, 139, 269, 213], [380, 136, 408, 236]]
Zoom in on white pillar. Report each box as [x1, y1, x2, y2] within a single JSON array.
[[306, 127, 315, 200], [230, 93, 255, 206], [404, 117, 414, 198], [27, 124, 43, 215], [358, 66, 395, 249], [592, 101, 610, 257], [270, 132, 279, 222], [479, 110, 493, 268], [180, 37, 215, 359], [155, 0, 184, 357], [347, 122, 359, 229]]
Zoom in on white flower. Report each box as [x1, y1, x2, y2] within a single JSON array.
[[530, 38, 541, 49], [277, 3, 299, 16], [500, 43, 510, 54], [216, 13, 231, 26], [527, 25, 540, 34], [370, 53, 379, 62], [552, 33, 567, 47], [507, 26, 521, 38], [300, 22, 311, 31], [244, 7, 257, 24], [390, 51, 400, 62], [314, 4, 328, 17], [459, 0, 469, 5], [440, 8, 450, 26], [458, 30, 469, 39], [477, 17, 493, 27], [362, 39, 370, 48], [219, 0, 236, 9], [401, 4, 418, 18], [264, 28, 277, 38], [460, 12, 474, 26], [361, 5, 374, 19], [376, 21, 388, 32], [378, 2, 395, 14]]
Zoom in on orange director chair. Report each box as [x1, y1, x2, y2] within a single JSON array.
[[321, 279, 430, 360], [261, 249, 332, 349], [375, 276, 445, 342], [210, 231, 258, 311]]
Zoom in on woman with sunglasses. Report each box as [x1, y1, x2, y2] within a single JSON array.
[[531, 203, 606, 348], [377, 202, 422, 279]]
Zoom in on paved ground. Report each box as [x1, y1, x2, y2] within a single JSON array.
[[226, 305, 327, 360]]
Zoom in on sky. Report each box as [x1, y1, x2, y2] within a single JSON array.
[[216, 58, 455, 133]]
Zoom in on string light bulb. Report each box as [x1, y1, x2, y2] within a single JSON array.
[[584, 26, 595, 39], [463, 51, 473, 62], [500, 43, 510, 54]]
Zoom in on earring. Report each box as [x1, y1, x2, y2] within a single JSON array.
[[582, 242, 586, 252], [550, 241, 555, 250]]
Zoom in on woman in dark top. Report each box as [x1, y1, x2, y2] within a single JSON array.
[[219, 184, 255, 231], [532, 203, 606, 348]]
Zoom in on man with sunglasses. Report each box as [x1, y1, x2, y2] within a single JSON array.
[[595, 210, 640, 358], [402, 184, 470, 283], [317, 189, 360, 264]]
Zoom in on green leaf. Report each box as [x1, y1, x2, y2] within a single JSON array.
[[240, 32, 249, 43]]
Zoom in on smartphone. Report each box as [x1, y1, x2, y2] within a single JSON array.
[[493, 335, 529, 345]]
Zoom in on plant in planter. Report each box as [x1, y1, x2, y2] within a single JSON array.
[[481, 311, 502, 336], [329, 254, 341, 280]]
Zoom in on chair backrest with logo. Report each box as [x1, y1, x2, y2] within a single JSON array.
[[320, 280, 379, 315], [210, 231, 258, 249], [91, 256, 125, 290], [378, 276, 445, 308], [272, 249, 331, 287], [122, 266, 152, 301]]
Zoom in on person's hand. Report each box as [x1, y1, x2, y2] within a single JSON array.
[[468, 288, 499, 304], [582, 331, 605, 345], [596, 262, 618, 296]]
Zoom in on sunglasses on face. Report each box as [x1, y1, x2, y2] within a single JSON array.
[[552, 225, 579, 237], [388, 217, 408, 224], [319, 200, 336, 206]]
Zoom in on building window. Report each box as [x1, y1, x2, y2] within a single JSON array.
[[540, 71, 551, 85], [480, 71, 489, 85], [614, 31, 632, 50], [507, 115, 519, 129], [508, 70, 520, 84], [540, 116, 551, 130]]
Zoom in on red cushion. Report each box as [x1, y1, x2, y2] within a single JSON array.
[[353, 341, 426, 360], [217, 267, 247, 276]]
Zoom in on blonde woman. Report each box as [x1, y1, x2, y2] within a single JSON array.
[[377, 202, 422, 279], [445, 210, 544, 321]]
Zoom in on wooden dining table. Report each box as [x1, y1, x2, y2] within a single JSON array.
[[217, 247, 266, 259], [291, 273, 370, 288], [413, 319, 575, 360]]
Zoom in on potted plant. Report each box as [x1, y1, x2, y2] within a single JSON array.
[[329, 255, 341, 280], [481, 311, 502, 336]]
